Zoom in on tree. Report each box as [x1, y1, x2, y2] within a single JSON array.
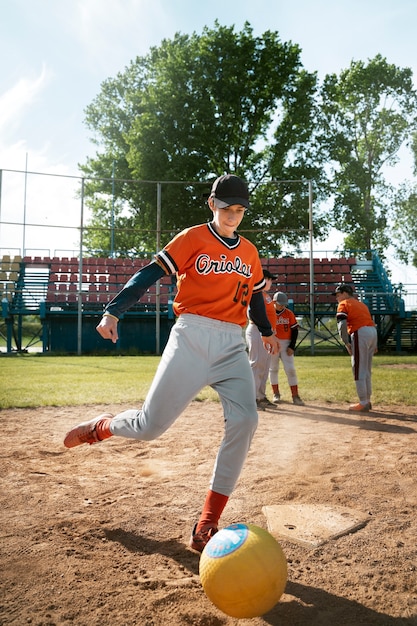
[[391, 130, 417, 268], [79, 22, 322, 256], [317, 54, 417, 257], [392, 182, 417, 268]]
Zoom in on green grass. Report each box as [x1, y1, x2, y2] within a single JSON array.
[[0, 353, 416, 409], [294, 354, 417, 406], [0, 354, 218, 408]]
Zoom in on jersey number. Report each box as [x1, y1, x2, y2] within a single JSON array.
[[233, 282, 249, 307]]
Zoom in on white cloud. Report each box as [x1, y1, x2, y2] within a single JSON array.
[[0, 65, 51, 139], [69, 0, 171, 74]]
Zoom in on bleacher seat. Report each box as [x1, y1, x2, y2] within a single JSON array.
[[33, 254, 356, 313]]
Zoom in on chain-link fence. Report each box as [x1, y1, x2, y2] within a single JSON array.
[[1, 168, 416, 355]]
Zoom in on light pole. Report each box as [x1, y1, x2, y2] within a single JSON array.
[[111, 161, 115, 257]]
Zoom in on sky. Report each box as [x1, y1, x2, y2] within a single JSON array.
[[0, 0, 416, 287]]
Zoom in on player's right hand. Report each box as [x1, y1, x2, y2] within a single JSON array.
[[262, 334, 280, 355], [96, 315, 119, 343]]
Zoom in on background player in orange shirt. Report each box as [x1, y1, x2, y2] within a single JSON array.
[[269, 291, 304, 406], [245, 269, 278, 410], [63, 174, 279, 553], [333, 283, 378, 412]]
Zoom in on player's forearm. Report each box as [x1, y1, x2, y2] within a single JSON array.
[[337, 318, 350, 345], [248, 292, 274, 336], [105, 261, 166, 319], [289, 328, 298, 351]]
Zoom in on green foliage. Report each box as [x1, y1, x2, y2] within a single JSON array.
[[80, 22, 323, 255], [318, 55, 417, 257], [79, 27, 417, 261], [412, 130, 417, 176], [390, 131, 417, 268], [392, 182, 417, 268], [0, 354, 416, 409]]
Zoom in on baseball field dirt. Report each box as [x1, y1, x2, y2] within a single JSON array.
[[1, 400, 416, 625]]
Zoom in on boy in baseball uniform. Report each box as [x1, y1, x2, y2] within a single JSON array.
[[269, 291, 304, 406], [63, 174, 279, 552], [333, 283, 378, 411], [246, 269, 278, 409]]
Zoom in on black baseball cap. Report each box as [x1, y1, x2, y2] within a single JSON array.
[[263, 269, 277, 280], [333, 283, 354, 296], [210, 174, 250, 208]]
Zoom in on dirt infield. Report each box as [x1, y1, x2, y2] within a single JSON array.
[[1, 401, 416, 625]]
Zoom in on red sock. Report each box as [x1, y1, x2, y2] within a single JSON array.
[[196, 489, 229, 533], [95, 418, 113, 441], [291, 385, 298, 397]]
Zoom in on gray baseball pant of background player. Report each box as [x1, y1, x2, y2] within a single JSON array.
[[269, 338, 298, 387], [109, 313, 258, 496], [246, 322, 271, 400], [351, 325, 378, 404]]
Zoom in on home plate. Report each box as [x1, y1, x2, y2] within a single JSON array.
[[262, 504, 370, 547]]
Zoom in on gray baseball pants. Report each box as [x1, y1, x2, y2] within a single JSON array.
[[269, 339, 298, 387], [351, 325, 378, 405], [245, 321, 271, 400], [109, 313, 258, 496]]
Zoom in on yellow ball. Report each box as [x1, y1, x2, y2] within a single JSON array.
[[199, 523, 287, 619]]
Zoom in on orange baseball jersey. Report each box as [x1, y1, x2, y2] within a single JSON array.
[[155, 223, 265, 327], [264, 292, 277, 330], [336, 298, 375, 334], [275, 307, 298, 340]]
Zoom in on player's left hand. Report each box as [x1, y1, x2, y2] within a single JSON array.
[[262, 334, 279, 355]]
